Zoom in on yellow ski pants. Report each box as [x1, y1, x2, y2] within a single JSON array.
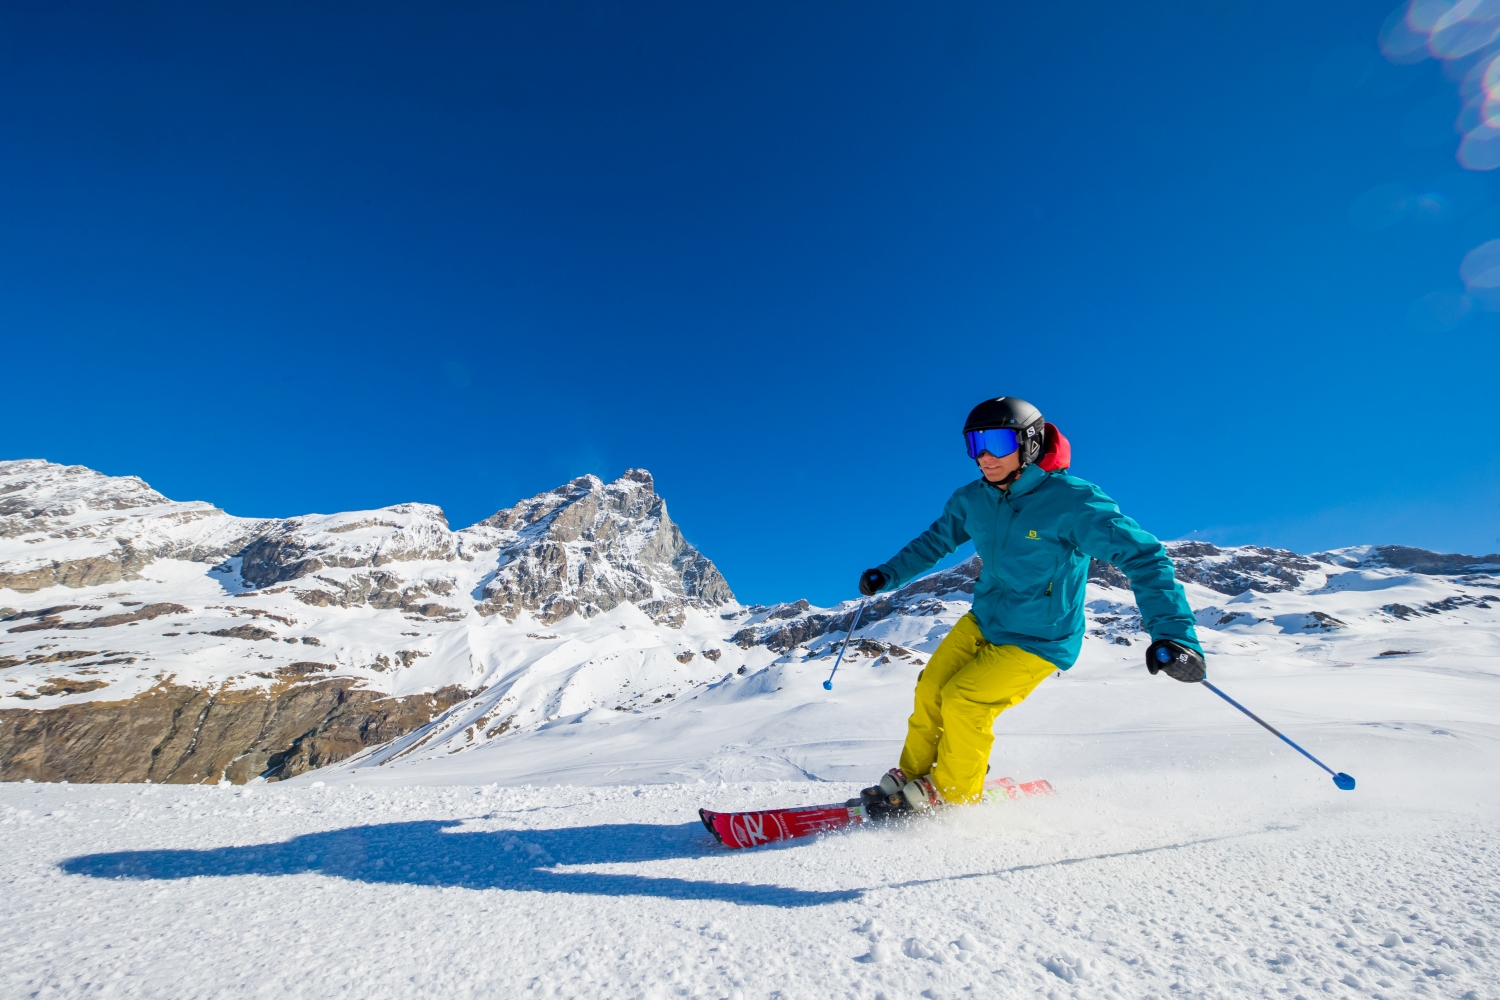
[[897, 613, 1057, 804]]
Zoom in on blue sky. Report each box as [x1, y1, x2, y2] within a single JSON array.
[[1, 1, 1496, 606]]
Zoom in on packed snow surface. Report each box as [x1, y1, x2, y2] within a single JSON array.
[[4, 748, 1497, 998]]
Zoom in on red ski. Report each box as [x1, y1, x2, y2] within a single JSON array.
[[699, 776, 1054, 850]]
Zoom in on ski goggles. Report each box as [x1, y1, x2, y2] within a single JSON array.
[[964, 427, 1019, 460]]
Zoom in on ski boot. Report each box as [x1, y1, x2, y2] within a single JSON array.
[[857, 768, 908, 821], [857, 768, 946, 820], [899, 773, 945, 813]]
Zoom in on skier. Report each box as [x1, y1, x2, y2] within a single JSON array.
[[857, 396, 1206, 816]]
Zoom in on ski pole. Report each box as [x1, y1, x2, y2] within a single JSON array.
[[1200, 679, 1355, 790], [822, 597, 869, 690]]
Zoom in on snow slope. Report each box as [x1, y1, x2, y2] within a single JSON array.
[[323, 547, 1500, 791], [6, 540, 1500, 998], [4, 697, 1497, 999]]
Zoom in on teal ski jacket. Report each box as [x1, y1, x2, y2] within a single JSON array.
[[875, 463, 1200, 669]]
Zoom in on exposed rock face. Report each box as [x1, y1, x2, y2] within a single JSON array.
[[735, 537, 1447, 653], [238, 503, 463, 614], [239, 505, 456, 587], [731, 557, 980, 652], [469, 469, 734, 624], [1087, 559, 1130, 588], [0, 680, 474, 783], [1161, 542, 1323, 596], [1088, 542, 1324, 596], [742, 537, 1350, 652], [5, 603, 189, 633], [0, 460, 269, 592], [1319, 544, 1500, 575]]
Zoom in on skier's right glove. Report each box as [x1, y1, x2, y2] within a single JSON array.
[[1146, 639, 1206, 683], [858, 567, 888, 597]]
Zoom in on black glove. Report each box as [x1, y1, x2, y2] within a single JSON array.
[[1146, 639, 1206, 683], [858, 567, 888, 597]]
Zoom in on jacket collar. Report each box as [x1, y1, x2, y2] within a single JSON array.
[[981, 462, 1048, 499]]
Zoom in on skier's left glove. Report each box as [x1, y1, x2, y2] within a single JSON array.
[[858, 568, 889, 597], [1146, 639, 1206, 683]]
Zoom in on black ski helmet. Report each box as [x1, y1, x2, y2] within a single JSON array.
[[964, 396, 1045, 467]]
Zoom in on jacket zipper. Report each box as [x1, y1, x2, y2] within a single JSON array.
[[1048, 550, 1061, 615], [988, 490, 1003, 575]]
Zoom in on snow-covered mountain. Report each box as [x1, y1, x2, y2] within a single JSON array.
[[1, 457, 1496, 788], [0, 460, 737, 781]]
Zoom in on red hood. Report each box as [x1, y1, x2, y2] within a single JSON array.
[[1039, 422, 1071, 472]]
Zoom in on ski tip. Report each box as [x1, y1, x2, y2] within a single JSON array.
[[699, 807, 725, 844], [982, 777, 1054, 800], [1333, 772, 1356, 791]]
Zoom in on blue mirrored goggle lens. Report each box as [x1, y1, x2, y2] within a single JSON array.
[[965, 428, 1019, 460]]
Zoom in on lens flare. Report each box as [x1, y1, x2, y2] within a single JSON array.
[[1459, 121, 1500, 166], [1413, 191, 1451, 220], [1382, 5, 1434, 61], [1385, 0, 1500, 164], [1349, 182, 1413, 229], [1384, 0, 1500, 302], [1460, 238, 1500, 286], [1406, 289, 1473, 333], [1483, 50, 1500, 92], [1459, 240, 1500, 308], [1427, 0, 1500, 59], [1407, 0, 1457, 33]]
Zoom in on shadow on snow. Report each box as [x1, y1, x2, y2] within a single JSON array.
[[59, 819, 858, 908]]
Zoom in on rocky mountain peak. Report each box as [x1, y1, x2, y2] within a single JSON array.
[[230, 470, 734, 624], [470, 469, 733, 625], [477, 468, 655, 534], [0, 460, 733, 628]]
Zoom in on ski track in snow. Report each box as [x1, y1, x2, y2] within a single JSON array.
[[4, 751, 1498, 1000]]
